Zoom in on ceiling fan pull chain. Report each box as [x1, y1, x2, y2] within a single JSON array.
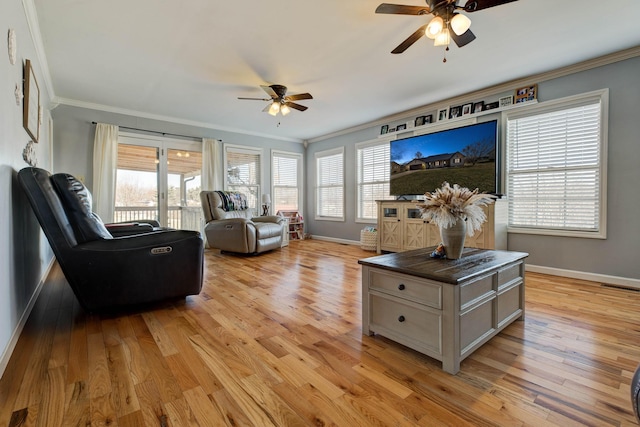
[[443, 46, 449, 63]]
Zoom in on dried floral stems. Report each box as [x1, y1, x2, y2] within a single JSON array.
[[416, 182, 495, 236]]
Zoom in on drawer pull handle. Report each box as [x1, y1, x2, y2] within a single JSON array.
[[398, 284, 405, 291], [398, 315, 405, 323]]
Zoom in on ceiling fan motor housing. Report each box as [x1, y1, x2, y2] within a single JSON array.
[[269, 84, 288, 100]]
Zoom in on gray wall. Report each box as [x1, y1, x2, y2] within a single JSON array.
[[1, 0, 54, 373], [305, 56, 640, 281], [52, 105, 305, 195]]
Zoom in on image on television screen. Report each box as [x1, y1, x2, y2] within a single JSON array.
[[390, 120, 498, 196]]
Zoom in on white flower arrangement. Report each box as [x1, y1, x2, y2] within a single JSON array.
[[416, 182, 495, 236]]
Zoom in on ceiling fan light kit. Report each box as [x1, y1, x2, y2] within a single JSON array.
[[239, 84, 312, 117], [376, 0, 518, 59], [450, 13, 471, 35]]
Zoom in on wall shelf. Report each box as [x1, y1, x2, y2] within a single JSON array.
[[378, 99, 538, 139]]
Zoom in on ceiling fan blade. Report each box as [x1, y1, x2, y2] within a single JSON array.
[[449, 25, 476, 47], [285, 102, 308, 112], [238, 97, 272, 101], [260, 85, 278, 99], [285, 93, 313, 101], [262, 104, 272, 113], [375, 3, 431, 15], [391, 24, 427, 54], [462, 0, 517, 12]]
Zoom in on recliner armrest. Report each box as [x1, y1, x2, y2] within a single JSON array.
[[252, 215, 285, 225], [105, 222, 160, 237]]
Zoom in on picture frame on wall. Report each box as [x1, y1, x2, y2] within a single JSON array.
[[437, 108, 448, 122], [23, 59, 40, 143], [499, 95, 513, 108], [515, 84, 537, 103]]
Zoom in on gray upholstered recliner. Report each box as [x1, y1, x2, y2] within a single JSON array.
[[200, 191, 285, 254]]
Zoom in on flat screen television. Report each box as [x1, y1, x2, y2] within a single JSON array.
[[390, 120, 499, 197]]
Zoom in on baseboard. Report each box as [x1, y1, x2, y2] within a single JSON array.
[[309, 235, 361, 246], [526, 264, 640, 290], [0, 257, 55, 378]]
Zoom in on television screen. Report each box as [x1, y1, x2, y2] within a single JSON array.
[[390, 120, 498, 196]]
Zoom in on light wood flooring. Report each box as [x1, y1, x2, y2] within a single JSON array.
[[1, 240, 640, 426]]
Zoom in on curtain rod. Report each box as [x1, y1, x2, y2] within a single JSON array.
[[91, 122, 221, 142]]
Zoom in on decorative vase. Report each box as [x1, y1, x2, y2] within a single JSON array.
[[439, 220, 466, 260]]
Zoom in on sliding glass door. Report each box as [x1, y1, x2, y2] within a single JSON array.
[[116, 134, 202, 231]]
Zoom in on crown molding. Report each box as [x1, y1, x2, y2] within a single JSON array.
[[308, 46, 640, 144], [22, 0, 55, 102], [53, 97, 304, 143]]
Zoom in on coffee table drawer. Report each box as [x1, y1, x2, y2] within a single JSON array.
[[369, 270, 442, 309], [369, 294, 441, 354]]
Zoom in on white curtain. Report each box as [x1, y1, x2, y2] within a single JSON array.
[[92, 123, 119, 222], [202, 138, 222, 190], [201, 138, 222, 247]]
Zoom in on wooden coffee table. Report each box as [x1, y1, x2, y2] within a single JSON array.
[[359, 247, 528, 374]]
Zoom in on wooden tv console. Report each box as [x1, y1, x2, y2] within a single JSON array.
[[376, 199, 507, 253], [359, 247, 528, 374]]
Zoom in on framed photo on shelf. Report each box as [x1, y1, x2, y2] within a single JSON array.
[[449, 105, 462, 119], [380, 125, 389, 135], [472, 101, 484, 113], [389, 127, 396, 133], [499, 95, 513, 108], [515, 84, 537, 103], [483, 101, 499, 111], [415, 116, 425, 127], [437, 108, 448, 122], [461, 103, 472, 116], [424, 114, 432, 124], [396, 124, 407, 131]]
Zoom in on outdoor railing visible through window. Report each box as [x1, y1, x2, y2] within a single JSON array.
[[114, 206, 202, 231]]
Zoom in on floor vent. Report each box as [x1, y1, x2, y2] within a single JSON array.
[[601, 283, 640, 292]]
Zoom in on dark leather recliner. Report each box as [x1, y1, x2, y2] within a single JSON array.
[[18, 167, 204, 311], [632, 364, 640, 423]]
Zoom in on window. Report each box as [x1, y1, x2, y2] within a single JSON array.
[[315, 147, 344, 221], [225, 145, 262, 211], [505, 89, 607, 238], [116, 134, 203, 231], [356, 140, 393, 222], [272, 151, 302, 214]]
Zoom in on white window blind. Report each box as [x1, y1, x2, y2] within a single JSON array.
[[226, 147, 261, 210], [315, 148, 344, 220], [506, 91, 607, 238], [357, 141, 393, 221], [272, 152, 301, 213]]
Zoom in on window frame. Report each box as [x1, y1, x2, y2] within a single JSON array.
[[355, 138, 394, 223], [504, 89, 608, 239], [271, 150, 303, 217], [223, 144, 263, 212], [315, 147, 345, 221]]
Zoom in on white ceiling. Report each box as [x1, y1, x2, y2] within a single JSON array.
[[33, 0, 640, 142]]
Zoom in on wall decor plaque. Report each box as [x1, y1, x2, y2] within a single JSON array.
[[23, 59, 40, 142]]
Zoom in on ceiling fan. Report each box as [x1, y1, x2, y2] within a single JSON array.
[[238, 84, 313, 116], [376, 0, 517, 56]]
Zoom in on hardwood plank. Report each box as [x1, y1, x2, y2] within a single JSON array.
[[1, 241, 640, 426]]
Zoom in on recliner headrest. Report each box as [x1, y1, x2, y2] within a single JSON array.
[[51, 173, 113, 243]]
